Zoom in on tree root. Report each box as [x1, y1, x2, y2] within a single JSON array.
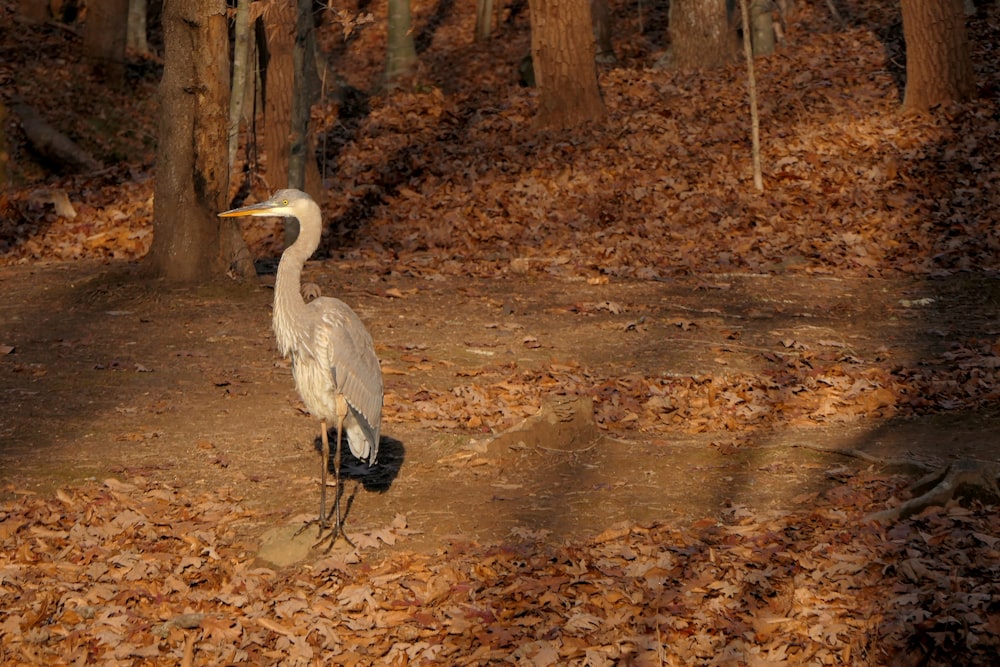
[[867, 458, 1000, 524], [789, 442, 937, 476]]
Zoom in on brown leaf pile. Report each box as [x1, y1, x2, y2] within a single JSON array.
[[311, 2, 1000, 285], [387, 348, 1000, 436], [1, 475, 998, 665]]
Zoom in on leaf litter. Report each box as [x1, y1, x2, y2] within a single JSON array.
[[1, 475, 999, 664], [3, 0, 1000, 664]]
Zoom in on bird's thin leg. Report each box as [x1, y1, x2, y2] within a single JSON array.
[[293, 418, 329, 539], [318, 418, 330, 534], [329, 395, 356, 549], [315, 395, 355, 550]]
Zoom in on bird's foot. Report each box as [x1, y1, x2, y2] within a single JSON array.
[[292, 517, 354, 550], [292, 516, 324, 539], [313, 522, 356, 552]]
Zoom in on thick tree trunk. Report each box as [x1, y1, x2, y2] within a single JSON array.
[[385, 0, 418, 85], [475, 0, 494, 42], [127, 0, 149, 56], [83, 0, 130, 87], [528, 0, 605, 129], [900, 0, 974, 112], [260, 2, 321, 244], [0, 102, 7, 187], [263, 2, 295, 194], [591, 0, 615, 63], [290, 0, 322, 201], [750, 0, 775, 56], [145, 0, 252, 282], [16, 0, 49, 22], [669, 0, 738, 69]]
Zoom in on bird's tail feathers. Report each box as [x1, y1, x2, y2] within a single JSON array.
[[345, 402, 380, 464]]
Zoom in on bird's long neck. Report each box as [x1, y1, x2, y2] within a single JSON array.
[[272, 201, 323, 358]]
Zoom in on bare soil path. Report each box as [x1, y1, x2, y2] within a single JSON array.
[[3, 260, 998, 560]]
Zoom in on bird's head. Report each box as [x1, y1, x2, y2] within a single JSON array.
[[218, 189, 314, 219]]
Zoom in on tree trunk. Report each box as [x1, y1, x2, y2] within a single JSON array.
[[385, 0, 418, 86], [669, 0, 738, 69], [228, 0, 251, 175], [0, 102, 7, 187], [290, 0, 322, 200], [145, 0, 252, 282], [475, 0, 494, 42], [262, 2, 295, 195], [591, 0, 615, 63], [17, 0, 49, 22], [528, 0, 605, 129], [127, 0, 149, 56], [750, 0, 775, 56], [900, 0, 974, 112], [258, 2, 322, 244], [83, 0, 130, 87]]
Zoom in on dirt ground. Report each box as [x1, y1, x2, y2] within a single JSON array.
[[2, 259, 999, 564]]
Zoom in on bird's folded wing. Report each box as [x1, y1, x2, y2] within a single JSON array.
[[317, 300, 384, 456]]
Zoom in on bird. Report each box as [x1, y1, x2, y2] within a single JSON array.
[[219, 189, 383, 547]]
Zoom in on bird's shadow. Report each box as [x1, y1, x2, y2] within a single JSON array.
[[312, 432, 405, 493]]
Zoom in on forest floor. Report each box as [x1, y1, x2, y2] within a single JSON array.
[[2, 0, 1000, 665]]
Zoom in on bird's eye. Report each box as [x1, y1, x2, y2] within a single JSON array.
[[282, 200, 289, 206]]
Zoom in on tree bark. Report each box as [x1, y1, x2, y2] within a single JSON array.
[[528, 0, 605, 129], [290, 0, 322, 200], [749, 0, 775, 56], [145, 0, 252, 282], [258, 2, 322, 244], [385, 0, 418, 86], [738, 0, 763, 191], [475, 0, 494, 42], [127, 0, 149, 56], [83, 0, 130, 87], [0, 102, 8, 187], [262, 2, 295, 194], [228, 0, 251, 175], [900, 0, 974, 112], [669, 0, 738, 69], [17, 0, 48, 22], [591, 0, 615, 63]]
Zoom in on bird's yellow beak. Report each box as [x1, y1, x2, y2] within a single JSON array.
[[218, 201, 277, 218]]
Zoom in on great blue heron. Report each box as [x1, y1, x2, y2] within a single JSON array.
[[219, 189, 383, 547]]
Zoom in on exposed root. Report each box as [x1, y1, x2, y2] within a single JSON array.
[[867, 458, 1000, 523]]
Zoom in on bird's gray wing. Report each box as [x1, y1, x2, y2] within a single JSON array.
[[312, 297, 383, 458]]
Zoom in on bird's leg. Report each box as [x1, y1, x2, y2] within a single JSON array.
[[330, 395, 356, 549], [318, 418, 330, 534], [293, 418, 330, 539], [316, 395, 355, 550]]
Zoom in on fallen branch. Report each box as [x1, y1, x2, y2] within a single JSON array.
[[11, 101, 103, 173]]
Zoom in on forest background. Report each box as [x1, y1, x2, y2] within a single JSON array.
[[1, 0, 1000, 665]]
